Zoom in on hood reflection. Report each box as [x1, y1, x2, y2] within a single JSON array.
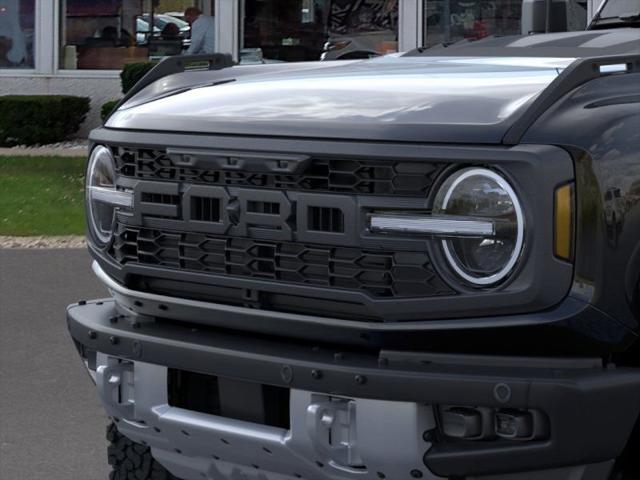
[[109, 55, 571, 141]]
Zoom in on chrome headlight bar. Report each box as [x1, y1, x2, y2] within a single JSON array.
[[369, 214, 495, 237]]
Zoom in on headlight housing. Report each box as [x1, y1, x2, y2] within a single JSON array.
[[433, 168, 525, 287], [86, 146, 132, 246]]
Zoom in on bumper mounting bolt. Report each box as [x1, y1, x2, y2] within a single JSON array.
[[280, 365, 294, 384], [311, 369, 322, 380], [109, 336, 119, 345], [78, 300, 87, 306], [354, 374, 366, 385], [493, 383, 512, 404], [88, 330, 97, 340], [410, 470, 423, 479], [132, 341, 142, 358]]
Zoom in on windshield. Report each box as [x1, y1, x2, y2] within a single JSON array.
[[599, 0, 640, 18], [137, 18, 160, 34], [141, 14, 189, 30], [591, 0, 640, 27]]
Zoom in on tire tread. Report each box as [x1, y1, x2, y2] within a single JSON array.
[[107, 423, 180, 480]]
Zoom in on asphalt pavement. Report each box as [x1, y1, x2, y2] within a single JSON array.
[[0, 249, 110, 480]]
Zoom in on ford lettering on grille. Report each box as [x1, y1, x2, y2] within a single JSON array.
[[134, 182, 359, 246]]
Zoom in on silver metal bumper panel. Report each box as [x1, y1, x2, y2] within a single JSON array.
[[95, 353, 442, 480]]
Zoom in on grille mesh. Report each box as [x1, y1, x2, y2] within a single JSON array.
[[308, 207, 344, 233], [115, 148, 445, 197], [112, 226, 454, 299], [191, 196, 221, 222]]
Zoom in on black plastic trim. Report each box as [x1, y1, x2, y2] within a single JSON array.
[[105, 53, 234, 124], [504, 54, 640, 145]]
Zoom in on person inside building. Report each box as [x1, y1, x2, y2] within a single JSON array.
[[184, 7, 215, 55], [161, 23, 181, 41], [101, 26, 118, 44], [0, 0, 28, 66], [151, 22, 183, 58]]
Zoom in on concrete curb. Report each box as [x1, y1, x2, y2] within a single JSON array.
[[0, 236, 87, 249], [0, 147, 88, 158]]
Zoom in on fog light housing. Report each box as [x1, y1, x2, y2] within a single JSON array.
[[441, 407, 484, 439], [495, 410, 534, 439], [433, 168, 525, 287]]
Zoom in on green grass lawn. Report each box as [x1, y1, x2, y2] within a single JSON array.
[[0, 156, 86, 236]]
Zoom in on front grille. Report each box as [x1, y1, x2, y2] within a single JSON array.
[[308, 206, 344, 233], [247, 201, 280, 215], [114, 147, 446, 197], [112, 225, 454, 299], [141, 192, 179, 205], [191, 196, 221, 222], [106, 143, 459, 321]]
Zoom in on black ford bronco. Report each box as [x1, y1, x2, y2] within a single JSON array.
[[68, 1, 640, 479]]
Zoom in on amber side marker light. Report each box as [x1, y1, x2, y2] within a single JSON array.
[[554, 183, 574, 261]]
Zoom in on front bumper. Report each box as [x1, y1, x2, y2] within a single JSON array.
[[68, 299, 640, 480], [91, 260, 636, 355]]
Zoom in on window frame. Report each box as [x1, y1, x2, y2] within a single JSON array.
[[400, 0, 423, 52], [216, 0, 239, 61]]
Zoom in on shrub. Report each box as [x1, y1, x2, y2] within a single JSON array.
[[101, 100, 121, 122], [0, 95, 90, 147], [121, 62, 156, 94]]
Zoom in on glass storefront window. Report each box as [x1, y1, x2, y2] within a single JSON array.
[[423, 0, 588, 48], [599, 0, 639, 20], [423, 0, 522, 48], [240, 0, 398, 63], [0, 0, 35, 69], [59, 0, 201, 70]]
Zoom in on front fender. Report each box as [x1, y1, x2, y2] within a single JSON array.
[[522, 71, 640, 332]]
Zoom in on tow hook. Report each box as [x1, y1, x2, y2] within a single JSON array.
[[96, 359, 135, 419], [307, 395, 365, 471]]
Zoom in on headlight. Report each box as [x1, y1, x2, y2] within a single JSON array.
[[86, 146, 133, 246], [433, 168, 524, 286], [325, 40, 351, 51]]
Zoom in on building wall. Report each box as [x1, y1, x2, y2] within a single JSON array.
[[0, 75, 121, 138]]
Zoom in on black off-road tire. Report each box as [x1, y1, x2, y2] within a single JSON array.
[[107, 422, 180, 480]]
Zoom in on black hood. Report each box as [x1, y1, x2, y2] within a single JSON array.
[[106, 29, 639, 144]]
